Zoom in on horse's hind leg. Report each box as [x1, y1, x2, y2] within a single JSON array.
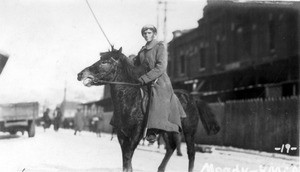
[[176, 134, 183, 156], [184, 133, 196, 172], [158, 132, 177, 172]]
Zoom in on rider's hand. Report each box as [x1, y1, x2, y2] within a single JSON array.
[[138, 77, 145, 86]]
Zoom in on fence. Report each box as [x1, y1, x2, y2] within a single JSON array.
[[195, 96, 299, 156]]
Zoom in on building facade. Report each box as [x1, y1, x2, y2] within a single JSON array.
[[168, 1, 300, 102], [81, 85, 114, 132]]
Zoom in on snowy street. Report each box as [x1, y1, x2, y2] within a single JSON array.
[[0, 127, 298, 172]]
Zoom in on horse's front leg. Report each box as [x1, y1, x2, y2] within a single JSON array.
[[122, 140, 133, 172], [117, 128, 143, 172]]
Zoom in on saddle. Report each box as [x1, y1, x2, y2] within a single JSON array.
[[140, 86, 150, 115]]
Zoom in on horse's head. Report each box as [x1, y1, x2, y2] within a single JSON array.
[[77, 47, 124, 87]]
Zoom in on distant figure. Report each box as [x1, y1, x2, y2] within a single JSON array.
[[53, 107, 62, 132], [89, 117, 96, 132], [42, 108, 52, 132], [74, 107, 85, 135], [95, 113, 104, 137]]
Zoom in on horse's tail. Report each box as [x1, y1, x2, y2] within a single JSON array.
[[174, 89, 220, 135], [111, 127, 115, 141], [194, 97, 220, 135]]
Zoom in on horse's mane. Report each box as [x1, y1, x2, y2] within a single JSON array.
[[100, 48, 146, 82], [118, 53, 145, 81]]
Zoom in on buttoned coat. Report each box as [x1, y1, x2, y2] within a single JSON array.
[[136, 40, 186, 133], [74, 111, 85, 131]]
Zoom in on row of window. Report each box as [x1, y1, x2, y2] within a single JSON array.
[[175, 18, 279, 75]]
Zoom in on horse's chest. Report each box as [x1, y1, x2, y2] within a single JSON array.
[[116, 90, 142, 118]]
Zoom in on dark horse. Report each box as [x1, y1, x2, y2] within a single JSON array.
[[77, 47, 220, 172]]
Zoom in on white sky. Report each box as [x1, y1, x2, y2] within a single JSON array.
[[0, 0, 206, 108]]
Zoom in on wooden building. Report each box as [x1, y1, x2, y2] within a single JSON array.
[[61, 101, 80, 118], [81, 85, 114, 132], [168, 1, 300, 102]]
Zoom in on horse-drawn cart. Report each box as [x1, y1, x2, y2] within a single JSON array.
[[0, 102, 39, 137]]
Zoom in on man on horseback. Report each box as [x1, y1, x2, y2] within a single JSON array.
[[77, 25, 220, 171], [134, 24, 187, 143]]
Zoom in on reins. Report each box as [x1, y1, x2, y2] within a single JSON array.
[[93, 79, 141, 86], [92, 57, 141, 87]]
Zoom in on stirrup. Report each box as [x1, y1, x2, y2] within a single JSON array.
[[146, 134, 157, 143]]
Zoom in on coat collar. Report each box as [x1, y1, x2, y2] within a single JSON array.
[[142, 39, 159, 50]]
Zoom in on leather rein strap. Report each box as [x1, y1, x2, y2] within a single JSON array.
[[93, 79, 141, 87]]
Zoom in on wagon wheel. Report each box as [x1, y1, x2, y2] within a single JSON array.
[[27, 120, 35, 138]]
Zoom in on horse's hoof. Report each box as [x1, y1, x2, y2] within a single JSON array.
[[177, 152, 183, 156], [158, 168, 165, 172]]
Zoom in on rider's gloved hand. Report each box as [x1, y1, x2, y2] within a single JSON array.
[[138, 77, 145, 86]]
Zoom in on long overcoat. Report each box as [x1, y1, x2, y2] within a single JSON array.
[[74, 111, 85, 131], [137, 39, 186, 133]]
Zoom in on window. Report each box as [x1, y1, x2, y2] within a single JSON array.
[[199, 48, 206, 69], [269, 19, 275, 51], [216, 40, 221, 64], [167, 60, 172, 76], [180, 55, 186, 74], [243, 26, 252, 55]]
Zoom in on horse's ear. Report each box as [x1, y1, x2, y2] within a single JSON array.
[[111, 45, 115, 51], [118, 47, 122, 53]]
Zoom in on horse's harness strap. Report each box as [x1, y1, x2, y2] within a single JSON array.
[[94, 79, 141, 86], [93, 77, 157, 87], [94, 57, 141, 86]]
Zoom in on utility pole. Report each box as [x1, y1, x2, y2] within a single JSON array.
[[63, 80, 67, 102], [157, 0, 160, 38], [61, 80, 67, 115], [157, 0, 167, 43], [163, 1, 167, 44]]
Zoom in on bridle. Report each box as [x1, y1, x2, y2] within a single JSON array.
[[92, 56, 141, 87]]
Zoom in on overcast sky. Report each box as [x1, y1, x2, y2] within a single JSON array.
[[0, 0, 206, 108]]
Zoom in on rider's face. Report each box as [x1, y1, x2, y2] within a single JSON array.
[[142, 29, 156, 42]]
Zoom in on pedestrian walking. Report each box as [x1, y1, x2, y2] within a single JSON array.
[[74, 107, 85, 135], [95, 113, 104, 137], [53, 107, 62, 132], [42, 108, 52, 132]]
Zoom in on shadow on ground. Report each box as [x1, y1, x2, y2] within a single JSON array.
[[0, 133, 22, 140]]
